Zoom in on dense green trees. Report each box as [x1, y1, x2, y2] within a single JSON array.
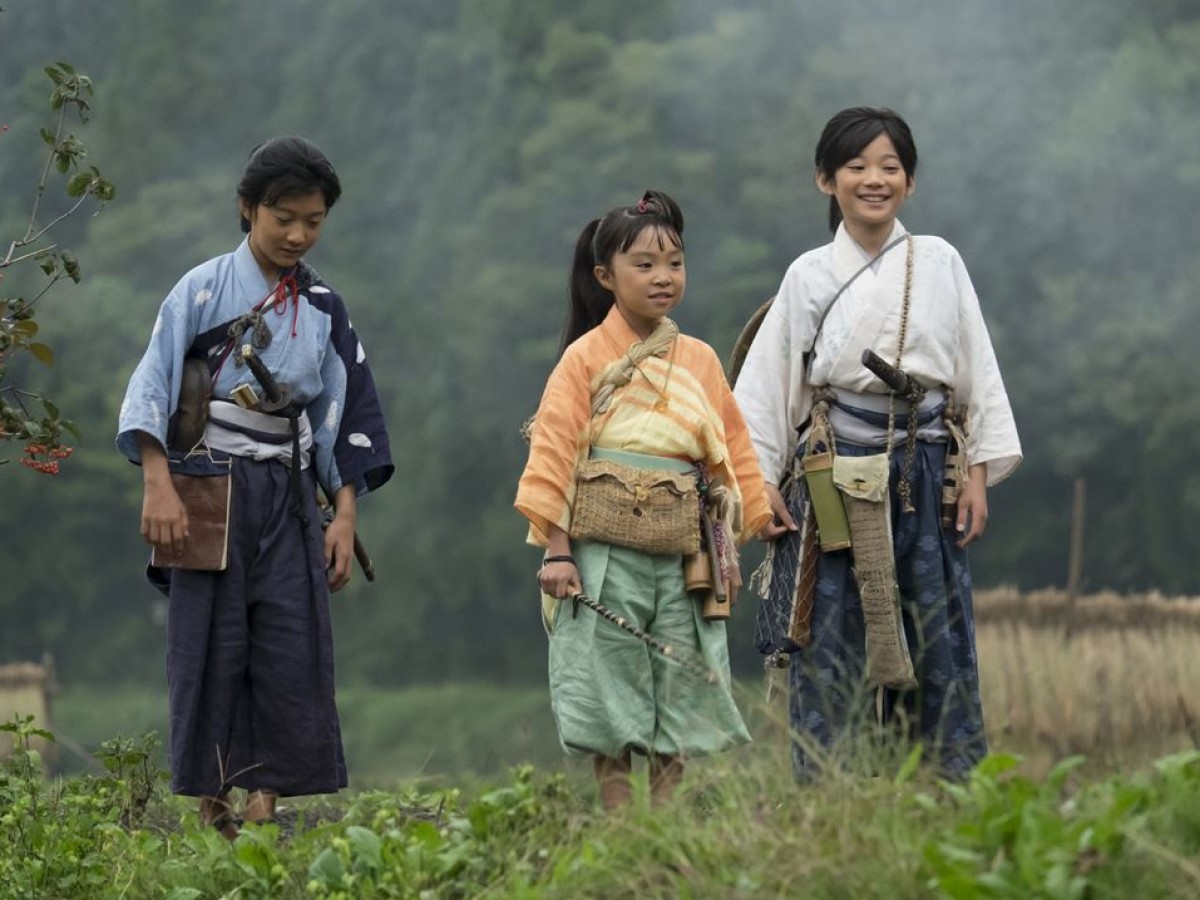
[[1, 0, 1197, 686]]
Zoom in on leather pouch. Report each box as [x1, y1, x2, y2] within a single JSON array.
[[151, 448, 233, 572]]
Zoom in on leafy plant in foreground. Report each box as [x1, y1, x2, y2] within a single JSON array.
[[921, 750, 1200, 898], [0, 715, 120, 896], [305, 764, 571, 899]]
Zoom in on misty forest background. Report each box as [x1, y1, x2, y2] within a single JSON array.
[[2, 1, 1199, 774]]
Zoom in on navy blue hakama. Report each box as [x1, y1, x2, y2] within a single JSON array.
[[165, 455, 346, 797]]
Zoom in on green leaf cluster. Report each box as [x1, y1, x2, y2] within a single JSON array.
[[0, 719, 165, 898], [2, 57, 110, 466], [922, 751, 1200, 898]]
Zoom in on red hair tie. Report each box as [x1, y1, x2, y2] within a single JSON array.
[[635, 198, 650, 213]]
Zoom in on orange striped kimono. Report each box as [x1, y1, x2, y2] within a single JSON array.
[[516, 306, 771, 547]]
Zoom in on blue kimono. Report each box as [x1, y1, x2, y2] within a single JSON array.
[[117, 238, 393, 797]]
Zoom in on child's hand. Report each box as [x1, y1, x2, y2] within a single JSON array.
[[142, 479, 189, 556], [956, 464, 988, 547], [758, 482, 798, 541], [324, 515, 356, 592], [539, 559, 582, 599]]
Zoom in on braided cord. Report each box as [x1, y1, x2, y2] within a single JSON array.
[[897, 236, 921, 512], [885, 235, 921, 513]]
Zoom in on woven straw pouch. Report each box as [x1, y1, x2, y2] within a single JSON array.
[[569, 458, 701, 555]]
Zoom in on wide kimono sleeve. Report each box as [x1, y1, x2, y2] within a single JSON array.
[[733, 261, 814, 486], [514, 349, 592, 546], [950, 250, 1022, 486], [715, 358, 773, 543], [115, 273, 205, 464], [306, 287, 394, 497]]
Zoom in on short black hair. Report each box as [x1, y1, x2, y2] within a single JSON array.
[[814, 107, 918, 232], [237, 136, 342, 233]]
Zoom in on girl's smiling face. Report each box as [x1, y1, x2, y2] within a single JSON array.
[[239, 189, 328, 281], [817, 132, 914, 239], [595, 226, 685, 338]]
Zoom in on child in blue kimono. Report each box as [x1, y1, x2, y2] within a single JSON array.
[[117, 136, 393, 837]]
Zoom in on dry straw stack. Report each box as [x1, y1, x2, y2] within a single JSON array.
[[975, 587, 1200, 771]]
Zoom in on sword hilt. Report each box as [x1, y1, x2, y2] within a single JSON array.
[[861, 349, 923, 399], [240, 344, 293, 413]]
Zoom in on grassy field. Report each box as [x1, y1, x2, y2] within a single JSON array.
[[4, 587, 1200, 897], [3, 716, 1200, 898], [44, 587, 1200, 784]]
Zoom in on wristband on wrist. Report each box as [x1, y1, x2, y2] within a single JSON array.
[[543, 555, 576, 567]]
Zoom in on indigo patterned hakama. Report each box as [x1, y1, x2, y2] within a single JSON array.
[[768, 439, 986, 781]]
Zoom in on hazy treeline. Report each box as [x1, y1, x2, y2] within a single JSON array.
[[1, 0, 1198, 688]]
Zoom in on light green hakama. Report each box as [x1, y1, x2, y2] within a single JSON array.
[[545, 449, 751, 760]]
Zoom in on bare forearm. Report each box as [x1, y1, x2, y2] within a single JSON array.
[[333, 483, 357, 526], [136, 430, 187, 551], [538, 524, 581, 599], [136, 431, 170, 486], [545, 523, 572, 557]]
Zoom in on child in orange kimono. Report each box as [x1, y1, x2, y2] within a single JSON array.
[[515, 190, 771, 808]]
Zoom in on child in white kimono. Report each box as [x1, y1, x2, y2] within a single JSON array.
[[734, 107, 1021, 779]]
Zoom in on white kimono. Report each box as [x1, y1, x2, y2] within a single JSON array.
[[734, 221, 1021, 487]]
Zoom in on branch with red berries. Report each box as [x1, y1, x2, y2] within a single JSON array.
[[1, 61, 111, 477]]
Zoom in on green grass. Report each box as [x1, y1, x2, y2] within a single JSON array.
[[336, 684, 561, 787], [26, 679, 1200, 897], [5, 709, 1200, 899], [22, 592, 1200, 896]]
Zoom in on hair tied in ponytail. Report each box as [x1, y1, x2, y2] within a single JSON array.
[[559, 189, 684, 354]]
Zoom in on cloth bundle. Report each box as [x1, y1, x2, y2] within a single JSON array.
[[832, 453, 917, 690]]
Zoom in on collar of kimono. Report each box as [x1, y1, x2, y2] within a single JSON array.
[[231, 238, 302, 336], [589, 308, 678, 416], [833, 218, 908, 282], [212, 241, 303, 379]]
